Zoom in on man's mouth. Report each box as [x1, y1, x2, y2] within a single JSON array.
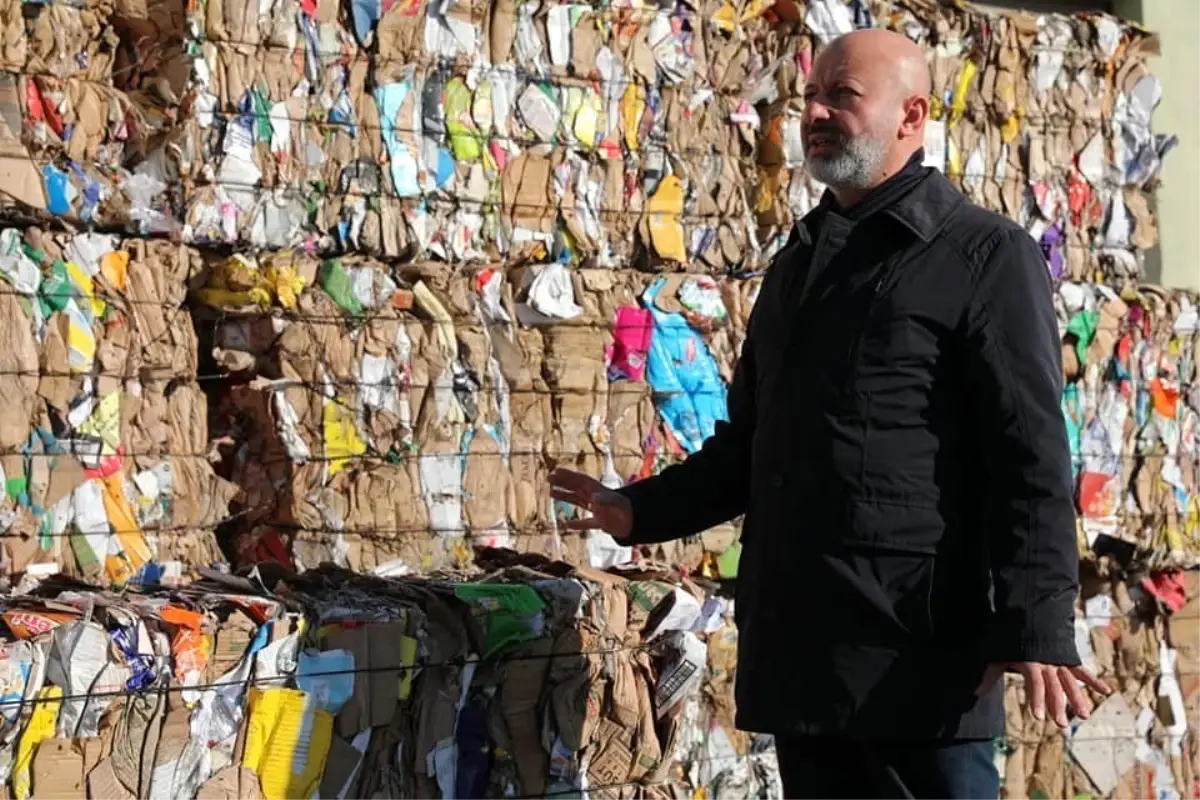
[[806, 132, 841, 154]]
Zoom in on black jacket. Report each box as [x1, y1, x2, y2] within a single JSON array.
[[618, 166, 1081, 740]]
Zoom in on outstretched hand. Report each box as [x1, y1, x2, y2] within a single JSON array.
[[978, 661, 1112, 728], [548, 468, 634, 542]]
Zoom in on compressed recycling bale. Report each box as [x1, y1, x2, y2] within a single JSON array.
[[1057, 282, 1200, 567], [167, 0, 779, 264], [196, 253, 734, 574], [862, 0, 1172, 284], [0, 552, 780, 799], [0, 0, 186, 229], [0, 230, 235, 587], [154, 0, 1175, 280]]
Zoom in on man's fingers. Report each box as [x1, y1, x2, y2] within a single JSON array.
[[1044, 668, 1069, 727], [1058, 667, 1093, 720], [1069, 666, 1113, 696], [550, 486, 591, 507], [560, 517, 599, 531], [1023, 663, 1047, 722], [549, 468, 603, 494]]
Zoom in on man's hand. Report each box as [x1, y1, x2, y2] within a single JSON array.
[[549, 468, 634, 542], [977, 661, 1112, 727]]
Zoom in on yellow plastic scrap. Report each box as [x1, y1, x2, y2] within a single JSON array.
[[78, 391, 121, 455], [101, 473, 152, 583], [445, 78, 482, 163], [946, 136, 962, 181], [948, 61, 976, 127], [263, 263, 304, 310], [1165, 519, 1184, 556], [1185, 497, 1199, 552], [755, 170, 779, 214], [452, 537, 473, 566], [573, 90, 603, 150], [713, 0, 771, 32], [323, 395, 367, 477], [66, 260, 105, 319], [13, 686, 62, 800], [195, 254, 304, 309], [397, 635, 418, 700], [243, 688, 334, 800], [65, 301, 97, 373], [738, 0, 773, 23], [647, 175, 687, 262], [712, 1, 738, 31], [620, 83, 646, 151], [100, 250, 129, 291], [1000, 113, 1021, 144]]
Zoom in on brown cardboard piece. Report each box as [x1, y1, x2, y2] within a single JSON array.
[[30, 738, 102, 800], [324, 621, 407, 736]]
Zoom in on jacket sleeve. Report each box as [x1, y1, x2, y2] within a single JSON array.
[[963, 229, 1081, 666], [615, 305, 760, 545]]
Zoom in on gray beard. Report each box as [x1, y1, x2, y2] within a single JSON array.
[[805, 134, 887, 190]]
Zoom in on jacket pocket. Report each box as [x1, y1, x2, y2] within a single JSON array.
[[841, 500, 943, 640]]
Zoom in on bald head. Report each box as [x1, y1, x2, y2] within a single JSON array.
[[801, 29, 932, 203], [823, 29, 932, 99]]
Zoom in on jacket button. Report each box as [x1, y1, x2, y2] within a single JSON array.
[[769, 473, 784, 489]]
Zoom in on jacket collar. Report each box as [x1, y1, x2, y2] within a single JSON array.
[[792, 168, 965, 245], [881, 169, 965, 242]]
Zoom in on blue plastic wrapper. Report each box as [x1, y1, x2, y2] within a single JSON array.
[[642, 278, 728, 454]]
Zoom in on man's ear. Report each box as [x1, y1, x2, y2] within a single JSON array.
[[899, 95, 929, 139]]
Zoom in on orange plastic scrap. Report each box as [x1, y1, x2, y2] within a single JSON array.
[[1, 609, 79, 640], [1148, 376, 1179, 419], [161, 606, 213, 686]]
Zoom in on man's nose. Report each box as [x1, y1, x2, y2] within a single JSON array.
[[803, 100, 832, 124]]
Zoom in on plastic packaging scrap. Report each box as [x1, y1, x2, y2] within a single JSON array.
[[0, 0, 189, 231], [0, 227, 237, 590], [999, 566, 1199, 800], [0, 548, 782, 800], [197, 255, 753, 577]]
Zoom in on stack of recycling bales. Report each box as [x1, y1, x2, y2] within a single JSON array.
[[0, 0, 1194, 796], [185, 0, 778, 574]]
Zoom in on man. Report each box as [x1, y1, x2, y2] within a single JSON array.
[[549, 28, 1111, 800]]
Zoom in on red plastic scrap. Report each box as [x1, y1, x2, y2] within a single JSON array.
[[1141, 570, 1189, 614]]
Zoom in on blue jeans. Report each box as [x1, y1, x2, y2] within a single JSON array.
[[775, 737, 1000, 799]]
